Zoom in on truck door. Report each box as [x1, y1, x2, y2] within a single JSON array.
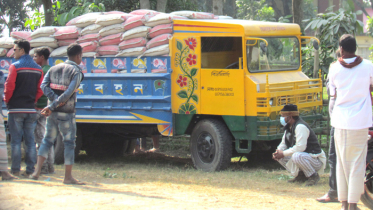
[[200, 36, 245, 116]]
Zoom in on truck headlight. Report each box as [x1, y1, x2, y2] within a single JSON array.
[[269, 98, 274, 106]]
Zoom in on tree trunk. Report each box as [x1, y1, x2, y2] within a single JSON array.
[[156, 0, 167, 12], [313, 28, 320, 78], [351, 0, 369, 17], [271, 0, 285, 19], [223, 0, 236, 18], [212, 0, 223, 15], [42, 0, 54, 26], [292, 0, 303, 33], [140, 0, 151, 9]]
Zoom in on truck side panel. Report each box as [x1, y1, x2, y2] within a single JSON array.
[[2, 56, 174, 137]]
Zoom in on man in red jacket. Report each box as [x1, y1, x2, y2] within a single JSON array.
[[4, 39, 43, 177]]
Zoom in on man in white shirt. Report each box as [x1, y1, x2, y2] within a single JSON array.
[[328, 34, 373, 210], [272, 104, 326, 186]]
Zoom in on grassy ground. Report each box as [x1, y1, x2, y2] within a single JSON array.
[[1, 144, 371, 210], [1, 152, 370, 210]]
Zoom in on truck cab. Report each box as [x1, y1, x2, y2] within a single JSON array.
[[171, 19, 323, 171]]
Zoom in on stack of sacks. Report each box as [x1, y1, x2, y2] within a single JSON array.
[[143, 11, 214, 57], [66, 12, 102, 57], [30, 26, 58, 56], [115, 9, 162, 58], [96, 13, 129, 56], [51, 26, 81, 56], [8, 31, 32, 57], [0, 37, 16, 57]]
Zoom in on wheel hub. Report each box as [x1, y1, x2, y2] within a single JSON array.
[[197, 132, 215, 163]]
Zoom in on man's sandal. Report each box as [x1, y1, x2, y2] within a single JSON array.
[[316, 193, 338, 203]]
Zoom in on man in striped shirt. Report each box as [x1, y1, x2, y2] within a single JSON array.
[[4, 39, 44, 177]]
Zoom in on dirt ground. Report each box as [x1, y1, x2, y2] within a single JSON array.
[[0, 151, 370, 210]]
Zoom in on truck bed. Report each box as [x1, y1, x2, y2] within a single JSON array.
[[0, 56, 173, 136]]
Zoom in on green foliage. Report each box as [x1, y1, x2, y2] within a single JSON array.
[[51, 0, 196, 26], [278, 15, 293, 23], [303, 0, 317, 21], [25, 11, 45, 30], [369, 45, 373, 62], [257, 6, 276, 22], [103, 168, 117, 178], [57, 1, 105, 26], [367, 16, 373, 37], [367, 16, 373, 63], [301, 44, 315, 77], [303, 7, 364, 76], [236, 0, 275, 21], [0, 0, 28, 35]]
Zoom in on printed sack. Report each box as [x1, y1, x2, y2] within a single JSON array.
[[119, 37, 147, 50], [148, 24, 173, 39], [121, 26, 150, 41], [99, 24, 125, 37], [30, 37, 58, 48], [115, 47, 146, 57]]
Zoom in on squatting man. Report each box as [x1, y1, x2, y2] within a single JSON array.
[[272, 104, 326, 186]]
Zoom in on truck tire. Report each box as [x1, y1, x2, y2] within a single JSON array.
[[190, 119, 232, 172], [54, 128, 83, 165]]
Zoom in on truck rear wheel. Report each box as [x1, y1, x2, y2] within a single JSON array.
[[190, 119, 232, 172]]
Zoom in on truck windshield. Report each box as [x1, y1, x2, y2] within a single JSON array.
[[246, 37, 300, 72]]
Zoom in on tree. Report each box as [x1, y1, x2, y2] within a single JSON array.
[[140, 0, 151, 9], [157, 0, 168, 13], [292, 0, 303, 31], [0, 0, 28, 35], [43, 0, 54, 26], [213, 0, 224, 15], [303, 8, 364, 77], [236, 0, 276, 21], [223, 0, 237, 18]]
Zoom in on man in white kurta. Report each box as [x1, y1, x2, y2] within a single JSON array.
[[329, 34, 373, 210]]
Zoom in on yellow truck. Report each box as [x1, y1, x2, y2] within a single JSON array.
[[170, 19, 323, 171], [0, 19, 322, 171]]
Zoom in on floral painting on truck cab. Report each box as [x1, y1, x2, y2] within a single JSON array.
[[175, 37, 199, 114]]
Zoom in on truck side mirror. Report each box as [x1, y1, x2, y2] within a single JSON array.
[[312, 40, 319, 50], [260, 42, 267, 53]]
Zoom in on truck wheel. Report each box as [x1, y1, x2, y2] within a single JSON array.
[[54, 128, 83, 165], [190, 119, 232, 172]]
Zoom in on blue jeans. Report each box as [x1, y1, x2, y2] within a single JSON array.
[[8, 113, 38, 173], [38, 112, 76, 165]]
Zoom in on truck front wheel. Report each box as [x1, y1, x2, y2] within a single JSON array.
[[190, 119, 232, 172]]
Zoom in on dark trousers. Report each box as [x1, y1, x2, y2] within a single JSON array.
[[328, 127, 338, 197]]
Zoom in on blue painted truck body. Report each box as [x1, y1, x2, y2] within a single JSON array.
[[0, 56, 173, 136]]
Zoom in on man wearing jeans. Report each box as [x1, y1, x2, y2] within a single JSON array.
[[33, 47, 54, 174], [4, 39, 44, 176], [30, 44, 84, 185]]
